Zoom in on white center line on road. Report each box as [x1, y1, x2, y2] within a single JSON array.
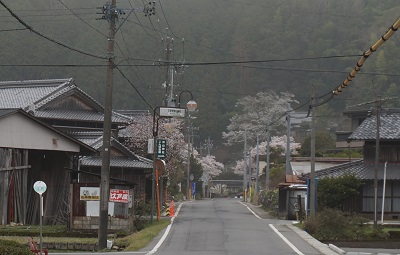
[[238, 201, 262, 219], [146, 202, 183, 255], [269, 224, 305, 255]]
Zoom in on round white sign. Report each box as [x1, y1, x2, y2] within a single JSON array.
[[33, 181, 47, 194]]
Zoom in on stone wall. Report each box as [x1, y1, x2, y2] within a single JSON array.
[[72, 216, 130, 230]]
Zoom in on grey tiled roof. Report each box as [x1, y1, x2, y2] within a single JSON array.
[[315, 160, 400, 180], [0, 78, 104, 110], [36, 109, 127, 124], [349, 113, 400, 140], [80, 156, 152, 169], [76, 132, 152, 169], [0, 79, 71, 108]]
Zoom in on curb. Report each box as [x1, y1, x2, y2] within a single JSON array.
[[328, 244, 346, 254], [286, 224, 341, 255]]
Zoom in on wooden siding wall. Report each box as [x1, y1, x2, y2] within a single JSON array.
[[27, 150, 73, 225], [364, 142, 400, 163], [0, 148, 28, 225], [47, 95, 94, 111]]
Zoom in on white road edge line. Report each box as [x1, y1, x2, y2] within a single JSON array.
[[146, 202, 183, 255], [269, 224, 305, 255], [238, 201, 262, 219]]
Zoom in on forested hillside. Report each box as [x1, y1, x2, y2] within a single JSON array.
[[0, 0, 399, 149]]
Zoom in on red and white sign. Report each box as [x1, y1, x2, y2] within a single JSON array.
[[109, 189, 129, 203]]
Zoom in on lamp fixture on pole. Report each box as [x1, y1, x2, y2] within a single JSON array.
[[177, 90, 197, 201]]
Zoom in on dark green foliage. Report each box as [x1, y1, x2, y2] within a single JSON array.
[[300, 132, 336, 157], [258, 189, 279, 215], [1, 1, 400, 144], [318, 175, 363, 210], [0, 239, 32, 255], [304, 208, 371, 240]]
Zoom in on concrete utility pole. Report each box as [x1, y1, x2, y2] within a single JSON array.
[[310, 89, 316, 220], [243, 130, 247, 201], [99, 0, 117, 250], [374, 97, 382, 229], [255, 134, 260, 194], [163, 36, 176, 107], [286, 106, 292, 175], [265, 128, 270, 191]]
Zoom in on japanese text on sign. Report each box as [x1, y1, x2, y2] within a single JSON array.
[[157, 139, 167, 159], [109, 189, 129, 203]]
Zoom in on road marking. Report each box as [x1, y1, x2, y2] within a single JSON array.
[[269, 224, 305, 255], [238, 201, 262, 219], [146, 202, 183, 255]]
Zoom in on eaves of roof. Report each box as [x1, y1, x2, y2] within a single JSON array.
[[0, 108, 97, 155], [349, 114, 400, 140], [80, 156, 152, 169], [315, 160, 400, 180], [35, 109, 128, 124]]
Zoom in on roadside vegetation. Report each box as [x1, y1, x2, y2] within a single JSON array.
[[0, 219, 170, 253]]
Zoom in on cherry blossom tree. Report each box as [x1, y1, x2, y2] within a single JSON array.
[[232, 135, 300, 176], [198, 154, 224, 178], [222, 91, 298, 145], [125, 113, 189, 188]]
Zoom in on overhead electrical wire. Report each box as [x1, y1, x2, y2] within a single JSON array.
[[115, 66, 155, 111], [0, 28, 28, 32], [56, 0, 108, 38], [158, 0, 176, 38], [332, 17, 400, 96], [0, 0, 107, 60]]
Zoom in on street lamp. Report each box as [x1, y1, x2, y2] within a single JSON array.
[[178, 91, 197, 201], [150, 91, 197, 222]]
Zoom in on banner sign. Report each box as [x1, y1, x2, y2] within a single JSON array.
[[80, 187, 100, 201], [109, 189, 129, 203], [80, 187, 129, 203]]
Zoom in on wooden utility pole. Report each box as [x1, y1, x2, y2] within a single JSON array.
[[98, 0, 117, 250]]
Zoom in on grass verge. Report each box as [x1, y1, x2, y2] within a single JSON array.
[[0, 219, 171, 252], [115, 219, 170, 251]]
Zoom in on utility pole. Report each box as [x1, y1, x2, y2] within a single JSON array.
[[310, 89, 316, 220], [374, 97, 382, 229], [204, 137, 213, 155], [265, 129, 270, 191], [98, 0, 117, 250], [286, 105, 292, 175], [97, 1, 155, 248], [163, 36, 176, 107], [255, 134, 259, 194], [243, 130, 247, 201]]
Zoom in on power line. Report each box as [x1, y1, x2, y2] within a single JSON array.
[[158, 0, 176, 38], [0, 0, 107, 60], [56, 0, 108, 38], [115, 66, 155, 110], [0, 28, 28, 32]]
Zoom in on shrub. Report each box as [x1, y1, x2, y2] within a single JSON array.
[[304, 208, 370, 240], [258, 189, 278, 215], [0, 239, 32, 255]]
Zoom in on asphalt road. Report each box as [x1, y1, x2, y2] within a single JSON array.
[[53, 198, 400, 255], [139, 198, 329, 255]]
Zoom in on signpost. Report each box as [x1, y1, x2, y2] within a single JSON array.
[[33, 181, 47, 255], [159, 107, 186, 118]]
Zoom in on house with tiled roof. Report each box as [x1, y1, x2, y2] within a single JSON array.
[[316, 109, 400, 219], [0, 109, 96, 225], [0, 78, 152, 228]]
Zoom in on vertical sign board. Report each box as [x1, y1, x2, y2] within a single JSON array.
[[192, 182, 196, 196], [156, 139, 167, 159]]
